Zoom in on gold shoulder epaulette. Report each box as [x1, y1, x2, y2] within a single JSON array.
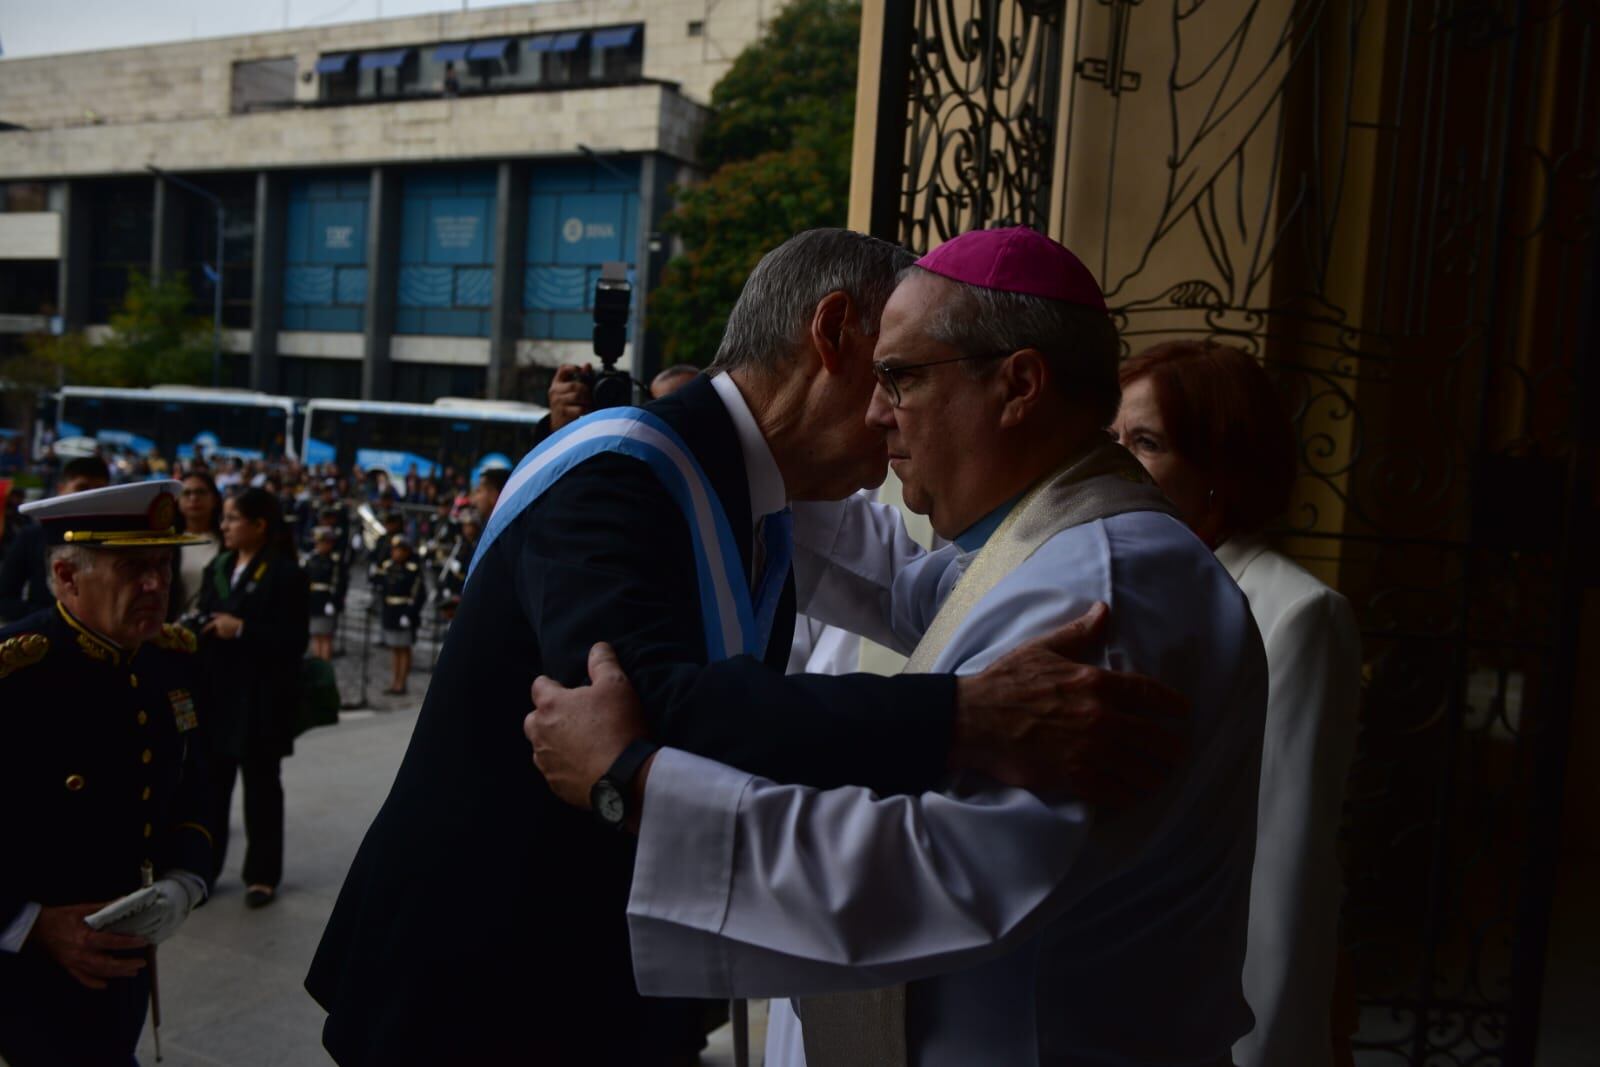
[[154, 623, 198, 654], [0, 633, 50, 679]]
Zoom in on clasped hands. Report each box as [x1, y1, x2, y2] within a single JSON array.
[[524, 602, 1191, 818]]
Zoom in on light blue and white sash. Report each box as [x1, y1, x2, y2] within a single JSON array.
[[469, 407, 790, 662]]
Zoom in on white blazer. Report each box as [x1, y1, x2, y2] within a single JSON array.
[[1216, 537, 1362, 1067]]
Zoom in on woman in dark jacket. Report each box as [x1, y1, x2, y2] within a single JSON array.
[[198, 487, 309, 908]]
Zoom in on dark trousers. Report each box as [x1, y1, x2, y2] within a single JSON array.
[[210, 753, 284, 887]]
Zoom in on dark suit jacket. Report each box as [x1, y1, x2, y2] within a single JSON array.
[[196, 550, 310, 761], [0, 522, 49, 623], [306, 377, 955, 1065]]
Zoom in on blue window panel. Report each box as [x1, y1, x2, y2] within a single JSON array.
[[398, 266, 454, 308], [434, 42, 471, 62], [453, 170, 496, 197], [549, 310, 592, 341], [315, 53, 353, 74], [285, 199, 312, 262], [423, 196, 492, 264], [526, 193, 559, 262], [282, 306, 308, 330], [422, 309, 489, 336], [591, 25, 640, 49], [549, 31, 586, 52], [404, 172, 457, 197], [285, 267, 335, 306], [454, 268, 493, 308], [524, 265, 588, 311], [336, 267, 368, 306], [309, 200, 367, 265], [399, 198, 429, 263], [305, 306, 363, 332], [553, 192, 631, 264], [394, 307, 425, 334], [339, 178, 370, 199], [466, 39, 511, 61], [360, 48, 412, 71], [529, 159, 639, 195], [526, 34, 559, 53]]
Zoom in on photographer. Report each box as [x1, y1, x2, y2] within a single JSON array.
[[195, 488, 310, 910]]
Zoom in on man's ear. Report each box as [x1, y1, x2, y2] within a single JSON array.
[[50, 556, 77, 597], [997, 349, 1051, 428], [809, 291, 854, 375]]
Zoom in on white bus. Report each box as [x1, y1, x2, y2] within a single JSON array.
[[300, 397, 549, 483], [56, 386, 301, 463]]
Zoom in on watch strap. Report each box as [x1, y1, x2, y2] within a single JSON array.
[[603, 737, 661, 794]]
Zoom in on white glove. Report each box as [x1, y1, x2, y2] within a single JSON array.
[[94, 872, 205, 944], [398, 615, 411, 628], [449, 559, 462, 575], [324, 602, 337, 616]]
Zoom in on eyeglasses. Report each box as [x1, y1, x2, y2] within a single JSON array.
[[871, 351, 1009, 408]]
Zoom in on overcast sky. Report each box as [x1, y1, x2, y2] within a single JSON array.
[[0, 0, 537, 60]]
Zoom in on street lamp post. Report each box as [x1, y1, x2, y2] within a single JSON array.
[[146, 165, 224, 387]]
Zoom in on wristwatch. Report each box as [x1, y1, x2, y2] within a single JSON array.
[[591, 738, 661, 830]]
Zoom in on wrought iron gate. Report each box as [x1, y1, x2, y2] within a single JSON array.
[[864, 2, 1599, 1063]]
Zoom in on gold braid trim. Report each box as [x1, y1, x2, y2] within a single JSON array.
[[0, 634, 49, 679]]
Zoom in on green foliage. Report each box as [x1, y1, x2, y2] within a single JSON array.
[[14, 272, 213, 389], [649, 0, 861, 367]]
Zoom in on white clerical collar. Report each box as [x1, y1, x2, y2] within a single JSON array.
[[710, 372, 787, 521]]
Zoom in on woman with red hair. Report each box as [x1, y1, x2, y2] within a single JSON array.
[[1112, 340, 1362, 1067]]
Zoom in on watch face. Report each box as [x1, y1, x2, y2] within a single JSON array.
[[593, 780, 626, 825]]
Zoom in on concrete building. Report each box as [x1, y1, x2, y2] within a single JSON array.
[[0, 0, 777, 400]]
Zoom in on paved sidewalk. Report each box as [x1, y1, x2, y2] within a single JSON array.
[[130, 596, 764, 1065]]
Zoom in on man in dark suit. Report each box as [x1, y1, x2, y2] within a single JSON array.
[[0, 456, 110, 623], [306, 230, 1177, 1065]]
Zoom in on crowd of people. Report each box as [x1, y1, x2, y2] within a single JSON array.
[[1, 226, 1362, 1067]]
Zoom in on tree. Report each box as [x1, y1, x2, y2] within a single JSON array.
[[9, 272, 213, 389], [649, 0, 862, 366]]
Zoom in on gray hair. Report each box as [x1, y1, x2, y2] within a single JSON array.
[[45, 544, 97, 597], [908, 265, 1122, 426], [710, 229, 916, 373]]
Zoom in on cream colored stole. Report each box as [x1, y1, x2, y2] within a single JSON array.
[[798, 439, 1177, 1067]]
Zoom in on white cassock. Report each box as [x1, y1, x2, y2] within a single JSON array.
[[628, 493, 1268, 1067], [1219, 538, 1362, 1067]]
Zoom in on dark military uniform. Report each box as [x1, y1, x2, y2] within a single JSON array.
[[0, 604, 213, 1065], [372, 556, 426, 635], [305, 551, 346, 618]]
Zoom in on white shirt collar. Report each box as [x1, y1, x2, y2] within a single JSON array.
[[709, 372, 787, 521]]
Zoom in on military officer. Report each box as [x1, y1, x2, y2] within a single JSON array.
[[0, 479, 215, 1065], [372, 534, 426, 695]]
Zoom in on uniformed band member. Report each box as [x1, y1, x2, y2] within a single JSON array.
[[367, 511, 403, 584], [0, 480, 215, 1065], [373, 535, 426, 695], [306, 526, 345, 662], [433, 508, 480, 621]]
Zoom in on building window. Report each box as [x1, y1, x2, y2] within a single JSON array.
[[283, 175, 370, 333], [88, 179, 154, 323], [396, 170, 497, 338], [523, 160, 639, 342], [589, 26, 643, 82], [392, 362, 487, 402], [687, 20, 704, 37], [177, 175, 256, 330], [278, 356, 362, 399], [358, 48, 419, 98], [231, 58, 296, 113], [524, 31, 588, 88], [316, 53, 359, 101], [0, 182, 49, 213]]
